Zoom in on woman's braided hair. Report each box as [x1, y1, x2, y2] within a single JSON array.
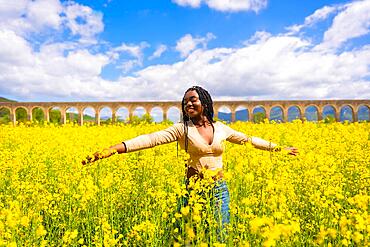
[[181, 86, 215, 152]]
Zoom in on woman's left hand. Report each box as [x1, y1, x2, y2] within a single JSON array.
[[284, 147, 299, 156]]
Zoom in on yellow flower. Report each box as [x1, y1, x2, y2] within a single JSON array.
[[213, 243, 226, 247], [162, 212, 168, 219], [180, 206, 190, 216], [353, 231, 364, 244], [341, 239, 349, 246], [1, 121, 369, 245], [70, 229, 78, 240], [36, 225, 47, 238], [20, 216, 29, 227], [186, 226, 195, 240]]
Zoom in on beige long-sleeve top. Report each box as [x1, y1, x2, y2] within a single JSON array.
[[124, 121, 277, 172]]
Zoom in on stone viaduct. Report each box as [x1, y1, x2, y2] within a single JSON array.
[[0, 99, 369, 125]]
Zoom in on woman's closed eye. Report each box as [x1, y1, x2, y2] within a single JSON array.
[[184, 96, 199, 105]]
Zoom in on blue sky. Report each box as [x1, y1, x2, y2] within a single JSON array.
[[0, 0, 369, 102]]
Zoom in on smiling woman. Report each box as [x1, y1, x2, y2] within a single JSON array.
[[82, 85, 298, 242]]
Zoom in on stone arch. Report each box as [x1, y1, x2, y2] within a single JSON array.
[[99, 106, 113, 125], [133, 106, 146, 118], [82, 107, 96, 125], [0, 106, 11, 124], [270, 105, 284, 122], [252, 105, 266, 123], [15, 107, 28, 123], [1, 100, 369, 125], [66, 106, 79, 123], [287, 105, 301, 122], [81, 106, 96, 114], [116, 107, 129, 123], [167, 106, 181, 123], [340, 105, 354, 122], [357, 105, 370, 122], [31, 106, 46, 123], [30, 105, 45, 111], [48, 106, 62, 124], [150, 107, 164, 123], [235, 105, 249, 122], [217, 105, 232, 122], [322, 105, 337, 121], [305, 105, 319, 121]]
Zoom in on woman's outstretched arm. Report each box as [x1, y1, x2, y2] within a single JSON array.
[[221, 122, 299, 156], [82, 143, 126, 165], [245, 137, 298, 155], [82, 123, 184, 165]]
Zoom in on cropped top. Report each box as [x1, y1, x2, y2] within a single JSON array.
[[124, 121, 277, 172]]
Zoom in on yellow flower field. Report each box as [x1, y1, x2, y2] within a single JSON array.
[[0, 121, 369, 246]]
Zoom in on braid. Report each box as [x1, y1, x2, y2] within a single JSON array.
[[181, 85, 215, 152]]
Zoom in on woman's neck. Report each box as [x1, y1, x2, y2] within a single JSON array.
[[191, 116, 209, 127]]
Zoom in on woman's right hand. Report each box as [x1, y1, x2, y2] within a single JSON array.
[[82, 152, 100, 165], [81, 143, 126, 165], [284, 147, 299, 156]]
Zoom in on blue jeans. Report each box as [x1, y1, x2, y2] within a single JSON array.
[[177, 179, 230, 241], [212, 180, 230, 229]]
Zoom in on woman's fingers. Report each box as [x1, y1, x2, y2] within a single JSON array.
[[82, 157, 90, 165], [284, 147, 299, 156], [82, 154, 96, 165]]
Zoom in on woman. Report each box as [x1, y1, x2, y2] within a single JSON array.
[[82, 86, 298, 239]]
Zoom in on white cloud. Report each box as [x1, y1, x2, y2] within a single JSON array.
[[176, 33, 216, 58], [0, 0, 103, 42], [0, 0, 370, 102], [26, 0, 63, 30], [117, 60, 143, 73], [172, 0, 202, 8], [0, 1, 28, 21], [65, 50, 109, 76], [172, 0, 267, 12], [110, 42, 149, 72], [304, 5, 338, 26], [0, 0, 63, 35], [244, 30, 272, 44], [63, 2, 104, 40], [112, 42, 149, 58], [286, 5, 339, 34], [205, 0, 267, 13], [317, 0, 370, 50], [132, 36, 370, 100], [0, 29, 34, 66], [1, 32, 369, 101], [149, 45, 167, 60]]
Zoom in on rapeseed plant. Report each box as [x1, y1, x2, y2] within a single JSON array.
[[0, 121, 368, 246]]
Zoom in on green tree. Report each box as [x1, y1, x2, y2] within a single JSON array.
[[50, 109, 61, 124], [32, 108, 45, 122], [101, 118, 112, 125], [324, 115, 336, 123], [16, 108, 27, 123], [129, 113, 153, 125], [0, 107, 10, 124], [253, 112, 266, 123]]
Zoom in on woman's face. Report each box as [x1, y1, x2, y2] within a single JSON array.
[[183, 90, 204, 119]]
